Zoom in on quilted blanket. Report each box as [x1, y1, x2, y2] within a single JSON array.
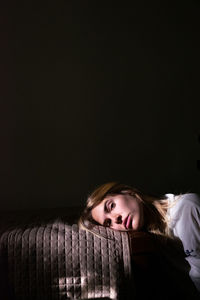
[[0, 219, 132, 300]]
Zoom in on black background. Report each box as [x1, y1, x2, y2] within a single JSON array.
[[1, 1, 200, 210]]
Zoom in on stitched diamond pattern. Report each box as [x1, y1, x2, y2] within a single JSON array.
[[0, 220, 132, 299]]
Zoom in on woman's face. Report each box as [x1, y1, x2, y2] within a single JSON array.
[[91, 192, 144, 231]]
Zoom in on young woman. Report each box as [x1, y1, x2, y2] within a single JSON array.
[[79, 181, 200, 293]]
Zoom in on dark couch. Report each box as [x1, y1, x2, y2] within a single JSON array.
[[0, 208, 199, 300]]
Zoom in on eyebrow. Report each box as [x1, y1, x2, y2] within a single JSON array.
[[104, 199, 109, 213], [102, 200, 110, 226]]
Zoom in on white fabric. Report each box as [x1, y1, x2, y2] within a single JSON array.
[[166, 193, 200, 292]]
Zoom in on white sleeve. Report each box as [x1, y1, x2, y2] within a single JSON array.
[[173, 194, 200, 291]]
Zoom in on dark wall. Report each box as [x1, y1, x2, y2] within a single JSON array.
[[1, 2, 200, 210]]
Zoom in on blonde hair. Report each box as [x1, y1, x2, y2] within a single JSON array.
[[79, 182, 172, 237]]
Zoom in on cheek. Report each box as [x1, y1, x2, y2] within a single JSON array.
[[120, 200, 132, 211], [128, 199, 140, 211]]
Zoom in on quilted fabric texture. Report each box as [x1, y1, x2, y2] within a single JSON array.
[[0, 219, 132, 300]]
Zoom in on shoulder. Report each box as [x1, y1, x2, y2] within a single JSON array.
[[168, 193, 200, 231], [166, 193, 200, 208], [167, 193, 200, 226], [176, 193, 200, 210]]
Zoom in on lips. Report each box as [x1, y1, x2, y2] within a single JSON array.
[[123, 214, 132, 229]]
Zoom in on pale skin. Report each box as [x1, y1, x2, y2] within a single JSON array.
[[91, 192, 144, 231]]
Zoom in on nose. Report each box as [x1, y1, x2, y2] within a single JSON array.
[[111, 214, 122, 224]]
